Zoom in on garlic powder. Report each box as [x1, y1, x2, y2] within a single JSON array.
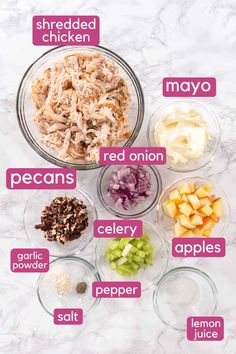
[[54, 272, 73, 295]]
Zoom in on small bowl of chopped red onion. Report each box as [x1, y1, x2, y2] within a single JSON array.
[[24, 188, 97, 257], [97, 165, 162, 218]]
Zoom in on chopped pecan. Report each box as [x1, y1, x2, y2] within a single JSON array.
[[35, 196, 89, 245]]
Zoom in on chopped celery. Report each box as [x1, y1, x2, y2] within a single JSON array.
[[136, 250, 146, 258], [133, 255, 142, 263], [122, 244, 133, 257], [112, 249, 122, 258], [117, 257, 128, 266], [109, 241, 119, 250], [104, 232, 155, 277], [110, 262, 117, 270], [137, 241, 144, 249]]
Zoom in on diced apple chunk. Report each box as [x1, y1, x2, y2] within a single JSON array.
[[182, 194, 189, 202], [200, 197, 211, 207], [178, 202, 192, 217], [162, 200, 177, 218], [183, 230, 194, 237], [174, 221, 188, 237], [195, 187, 209, 198], [210, 214, 219, 223], [190, 209, 201, 216], [198, 210, 207, 217], [179, 215, 195, 230], [169, 188, 182, 204], [212, 198, 224, 217], [209, 195, 216, 202], [187, 194, 201, 209], [194, 227, 203, 236], [174, 212, 182, 222], [201, 217, 213, 231], [203, 230, 212, 237], [189, 182, 196, 193], [203, 184, 212, 193], [201, 204, 213, 216], [179, 183, 192, 194], [190, 214, 203, 226]]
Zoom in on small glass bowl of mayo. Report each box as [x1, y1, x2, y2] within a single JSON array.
[[147, 99, 221, 172]]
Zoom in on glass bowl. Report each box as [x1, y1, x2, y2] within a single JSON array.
[[37, 256, 101, 317], [153, 267, 218, 331], [97, 165, 162, 219], [24, 188, 97, 257], [156, 176, 230, 242], [147, 99, 221, 172], [17, 45, 144, 170], [95, 221, 168, 291]]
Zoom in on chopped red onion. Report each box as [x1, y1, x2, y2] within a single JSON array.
[[107, 166, 151, 210]]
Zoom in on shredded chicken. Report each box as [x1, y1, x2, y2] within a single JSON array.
[[32, 52, 131, 162]]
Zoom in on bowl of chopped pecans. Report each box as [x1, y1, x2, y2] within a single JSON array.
[[24, 188, 97, 257]]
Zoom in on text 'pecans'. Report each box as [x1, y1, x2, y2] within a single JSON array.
[[6, 168, 76, 189]]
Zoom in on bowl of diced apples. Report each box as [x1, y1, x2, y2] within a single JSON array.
[[95, 221, 168, 291], [156, 176, 230, 241]]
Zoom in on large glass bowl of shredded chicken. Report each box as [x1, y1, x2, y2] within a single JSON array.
[[17, 46, 144, 169]]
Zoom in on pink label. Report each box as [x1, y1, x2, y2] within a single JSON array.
[[187, 317, 224, 341], [6, 168, 76, 189], [172, 238, 225, 257], [10, 248, 49, 272], [163, 77, 216, 97], [33, 16, 99, 46], [54, 309, 83, 325], [92, 281, 141, 298], [93, 220, 142, 238], [99, 147, 166, 165]]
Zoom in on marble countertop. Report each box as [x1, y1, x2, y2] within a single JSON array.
[[1, 0, 236, 353]]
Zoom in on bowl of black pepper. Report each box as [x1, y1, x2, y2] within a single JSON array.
[[24, 188, 97, 257]]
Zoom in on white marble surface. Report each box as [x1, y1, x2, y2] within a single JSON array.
[[1, 0, 236, 353]]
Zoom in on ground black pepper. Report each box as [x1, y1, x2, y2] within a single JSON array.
[[76, 281, 87, 294]]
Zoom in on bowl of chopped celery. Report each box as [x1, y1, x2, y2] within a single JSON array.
[[95, 221, 168, 291]]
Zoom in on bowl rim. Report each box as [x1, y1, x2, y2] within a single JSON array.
[[97, 164, 163, 219], [156, 175, 230, 242], [147, 98, 222, 173], [16, 45, 145, 170], [37, 256, 101, 317], [23, 187, 98, 257], [152, 266, 218, 331], [95, 220, 169, 291]]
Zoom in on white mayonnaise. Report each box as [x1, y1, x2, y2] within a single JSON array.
[[154, 108, 208, 164]]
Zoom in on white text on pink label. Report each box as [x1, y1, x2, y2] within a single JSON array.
[[11, 248, 49, 272], [92, 281, 141, 298], [93, 220, 142, 238]]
